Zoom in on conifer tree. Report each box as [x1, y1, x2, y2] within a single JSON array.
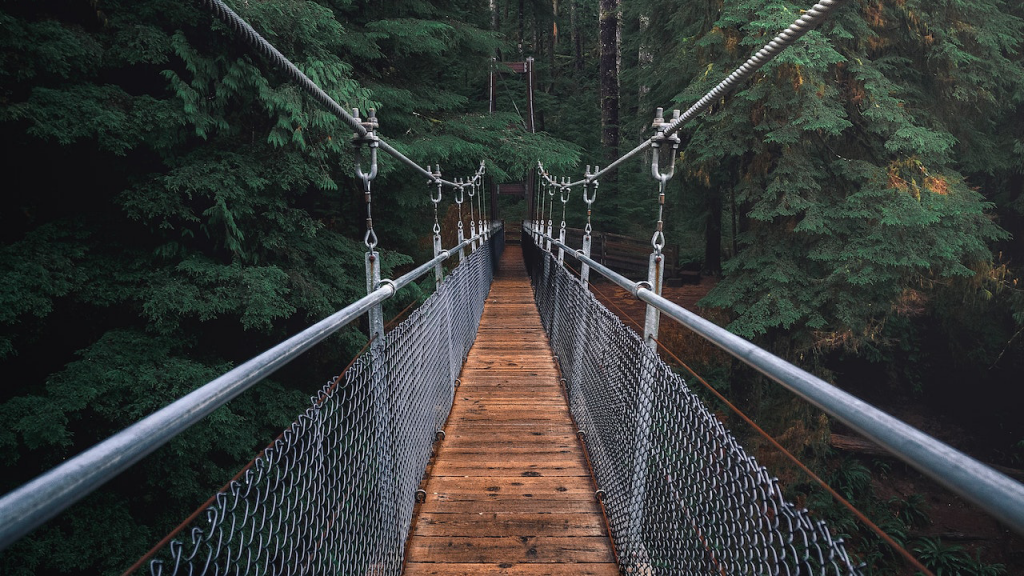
[[660, 0, 1022, 355], [0, 1, 577, 574]]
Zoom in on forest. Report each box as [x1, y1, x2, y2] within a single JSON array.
[[1, 0, 1022, 574]]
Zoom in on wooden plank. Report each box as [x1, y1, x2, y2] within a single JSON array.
[[423, 475, 594, 494], [403, 246, 617, 574], [412, 514, 607, 537], [430, 462, 588, 477], [405, 536, 615, 564], [405, 563, 620, 576], [418, 499, 603, 515]]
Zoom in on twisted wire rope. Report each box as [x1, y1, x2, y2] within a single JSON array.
[[197, 0, 462, 187]]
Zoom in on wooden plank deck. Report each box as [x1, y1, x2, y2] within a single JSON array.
[[404, 246, 619, 576]]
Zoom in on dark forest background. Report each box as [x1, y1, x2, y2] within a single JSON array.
[[1, 0, 1022, 574]]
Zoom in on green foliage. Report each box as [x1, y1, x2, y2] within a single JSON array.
[[830, 457, 872, 500], [914, 537, 1006, 576], [889, 493, 930, 529], [626, 0, 1024, 358], [0, 1, 578, 575]]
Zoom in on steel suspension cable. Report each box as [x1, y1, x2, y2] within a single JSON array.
[[557, 0, 850, 187], [196, 0, 462, 188]]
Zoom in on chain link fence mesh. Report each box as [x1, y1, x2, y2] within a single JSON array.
[[139, 230, 502, 576], [524, 232, 862, 576]]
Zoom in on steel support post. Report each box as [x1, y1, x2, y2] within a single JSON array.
[[580, 233, 592, 286], [365, 250, 397, 564]]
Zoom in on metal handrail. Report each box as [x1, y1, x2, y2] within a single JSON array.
[[526, 222, 1024, 536], [0, 229, 496, 551]]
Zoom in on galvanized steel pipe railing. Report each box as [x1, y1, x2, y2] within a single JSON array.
[[526, 223, 1024, 536], [0, 228, 493, 552]]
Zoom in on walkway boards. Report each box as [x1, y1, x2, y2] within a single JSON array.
[[404, 246, 618, 576]]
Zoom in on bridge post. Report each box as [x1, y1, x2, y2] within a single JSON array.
[[433, 234, 444, 287], [580, 233, 592, 285], [430, 167, 445, 288], [627, 109, 680, 570], [642, 253, 664, 352], [557, 180, 569, 265], [534, 168, 545, 246], [479, 161, 489, 243], [468, 179, 479, 253], [623, 251, 663, 571], [580, 166, 599, 287], [353, 108, 399, 565], [643, 107, 679, 353], [545, 182, 556, 252], [455, 180, 467, 262], [365, 248, 399, 566]]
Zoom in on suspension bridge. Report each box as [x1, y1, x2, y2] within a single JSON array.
[[2, 0, 1024, 575]]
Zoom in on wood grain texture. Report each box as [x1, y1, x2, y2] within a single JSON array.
[[404, 246, 618, 575]]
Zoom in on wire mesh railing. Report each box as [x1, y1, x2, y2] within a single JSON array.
[[130, 230, 502, 576], [523, 231, 862, 575]]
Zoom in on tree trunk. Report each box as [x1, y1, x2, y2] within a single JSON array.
[[599, 0, 619, 167], [549, 0, 558, 87], [519, 0, 525, 55], [571, 0, 583, 71], [704, 190, 722, 275], [730, 186, 738, 257], [637, 14, 652, 124]]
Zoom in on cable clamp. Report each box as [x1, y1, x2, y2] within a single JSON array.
[[352, 108, 380, 192], [651, 107, 681, 184], [583, 165, 599, 205], [549, 178, 561, 197], [454, 179, 465, 204], [429, 165, 444, 201]]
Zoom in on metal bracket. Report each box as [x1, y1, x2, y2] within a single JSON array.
[[650, 108, 681, 186]]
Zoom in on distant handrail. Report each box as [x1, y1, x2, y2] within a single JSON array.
[[525, 222, 1024, 536], [0, 228, 496, 552]]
